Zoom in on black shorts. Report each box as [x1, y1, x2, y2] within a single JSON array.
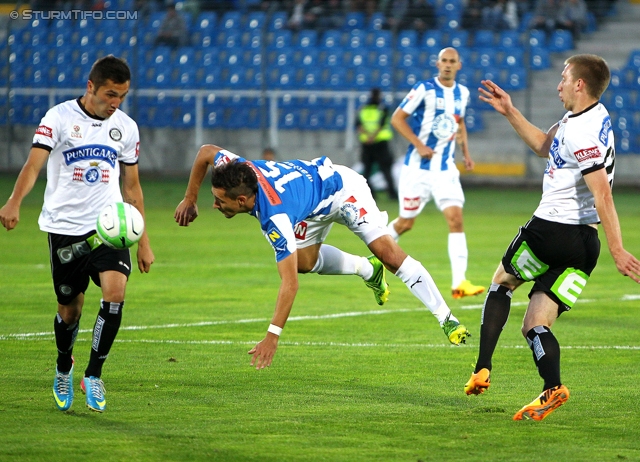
[[502, 216, 600, 312], [48, 231, 132, 305]]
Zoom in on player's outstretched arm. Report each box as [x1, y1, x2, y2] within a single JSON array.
[[175, 144, 220, 226], [121, 162, 155, 273], [584, 168, 640, 283], [248, 252, 299, 369], [0, 147, 49, 231], [479, 80, 552, 158]]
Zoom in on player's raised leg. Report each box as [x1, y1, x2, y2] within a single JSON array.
[[368, 235, 470, 345]]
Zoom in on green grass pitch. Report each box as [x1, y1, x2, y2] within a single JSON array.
[[1, 175, 639, 461]]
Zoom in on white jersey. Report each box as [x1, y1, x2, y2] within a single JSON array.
[[33, 98, 140, 235], [397, 77, 469, 172], [534, 102, 615, 225]]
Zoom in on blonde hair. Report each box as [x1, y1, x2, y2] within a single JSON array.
[[564, 54, 610, 99]]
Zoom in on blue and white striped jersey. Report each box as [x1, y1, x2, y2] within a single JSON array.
[[397, 77, 470, 172], [214, 150, 343, 262]]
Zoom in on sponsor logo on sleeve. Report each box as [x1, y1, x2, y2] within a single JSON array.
[[135, 141, 140, 159], [35, 125, 53, 137], [574, 146, 602, 163], [599, 116, 612, 145], [266, 226, 288, 253]]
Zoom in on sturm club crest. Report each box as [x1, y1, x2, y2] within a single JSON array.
[[109, 128, 122, 141]]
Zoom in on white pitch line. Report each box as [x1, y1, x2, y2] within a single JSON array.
[[6, 337, 640, 350], [0, 295, 636, 341]]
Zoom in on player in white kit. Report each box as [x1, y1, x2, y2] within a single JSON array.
[[0, 56, 155, 413], [388, 47, 485, 300], [463, 55, 640, 421]]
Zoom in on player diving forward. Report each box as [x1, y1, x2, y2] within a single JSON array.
[[175, 145, 471, 369]]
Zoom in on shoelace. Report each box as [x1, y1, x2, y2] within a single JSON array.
[[88, 378, 105, 400], [55, 372, 71, 394]]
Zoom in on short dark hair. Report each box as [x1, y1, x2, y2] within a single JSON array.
[[564, 54, 610, 99], [211, 160, 258, 199], [88, 55, 131, 90]]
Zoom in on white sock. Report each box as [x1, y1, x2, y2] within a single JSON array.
[[387, 218, 400, 242], [448, 232, 468, 288], [310, 245, 373, 279], [395, 256, 455, 325]]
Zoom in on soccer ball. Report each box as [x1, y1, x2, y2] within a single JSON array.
[[96, 202, 145, 249]]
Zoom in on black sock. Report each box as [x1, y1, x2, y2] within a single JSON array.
[[85, 300, 123, 378], [475, 283, 512, 373], [526, 325, 561, 391], [54, 313, 79, 373]]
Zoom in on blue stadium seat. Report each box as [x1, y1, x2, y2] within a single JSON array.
[[174, 47, 196, 67], [530, 47, 551, 70], [297, 68, 321, 89], [11, 95, 49, 125], [195, 68, 222, 88], [347, 50, 367, 68], [627, 49, 640, 70], [611, 90, 636, 111], [447, 29, 469, 48], [344, 12, 365, 30], [193, 11, 217, 31], [268, 11, 288, 31], [398, 30, 418, 49], [247, 11, 266, 31], [371, 69, 393, 90], [321, 29, 344, 48], [268, 68, 295, 89], [323, 109, 348, 130], [247, 31, 263, 50], [421, 30, 443, 48], [456, 66, 477, 88], [370, 49, 392, 69], [370, 30, 392, 49], [220, 11, 243, 31], [321, 68, 349, 90], [439, 4, 463, 29], [528, 29, 546, 48], [269, 30, 293, 49], [147, 46, 172, 66], [218, 31, 242, 48], [473, 48, 496, 68], [296, 49, 319, 68], [473, 30, 495, 48], [320, 47, 345, 67], [270, 48, 294, 67], [464, 111, 484, 132], [502, 68, 527, 90], [368, 12, 386, 30], [297, 29, 318, 48], [346, 33, 365, 50], [247, 50, 264, 68], [548, 29, 573, 52], [499, 30, 521, 48], [279, 108, 301, 130], [499, 48, 524, 68]]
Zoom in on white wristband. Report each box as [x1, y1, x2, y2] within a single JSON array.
[[268, 324, 283, 336]]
